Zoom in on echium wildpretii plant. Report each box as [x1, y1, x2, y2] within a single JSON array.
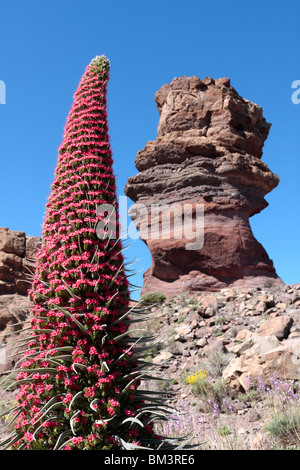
[[0, 56, 186, 450]]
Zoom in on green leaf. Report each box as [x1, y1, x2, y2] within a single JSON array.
[[52, 305, 86, 334], [30, 395, 64, 428], [69, 391, 84, 411], [0, 431, 24, 450], [72, 363, 87, 374], [94, 416, 115, 425], [0, 325, 32, 338], [121, 416, 144, 428], [1, 408, 23, 431], [18, 367, 58, 374], [47, 355, 73, 364], [113, 328, 145, 343], [118, 437, 152, 451], [120, 374, 144, 396], [44, 346, 74, 355], [70, 410, 81, 435], [100, 361, 109, 374], [90, 398, 100, 411], [53, 430, 73, 450], [111, 337, 142, 367]]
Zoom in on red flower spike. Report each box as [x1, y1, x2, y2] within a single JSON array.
[[1, 56, 171, 451]]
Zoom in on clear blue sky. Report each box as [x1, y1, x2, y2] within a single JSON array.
[[0, 0, 299, 297]]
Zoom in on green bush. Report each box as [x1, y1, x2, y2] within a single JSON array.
[[140, 292, 167, 306]]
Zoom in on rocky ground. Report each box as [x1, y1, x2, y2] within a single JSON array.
[[1, 283, 299, 450], [138, 283, 300, 450]]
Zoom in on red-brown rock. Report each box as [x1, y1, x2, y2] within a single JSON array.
[[0, 227, 41, 372], [258, 316, 294, 340], [125, 76, 282, 296], [0, 227, 41, 295]]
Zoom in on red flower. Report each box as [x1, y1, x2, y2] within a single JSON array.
[[8, 55, 159, 451]]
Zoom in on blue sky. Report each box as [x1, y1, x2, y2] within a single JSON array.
[[0, 0, 299, 297]]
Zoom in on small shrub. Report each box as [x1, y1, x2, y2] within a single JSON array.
[[185, 369, 228, 414], [158, 380, 171, 393], [202, 351, 231, 378], [140, 292, 167, 306], [267, 413, 300, 443], [258, 374, 300, 449], [215, 316, 229, 326], [217, 425, 230, 437], [264, 279, 274, 288], [185, 369, 207, 386], [238, 389, 258, 403]]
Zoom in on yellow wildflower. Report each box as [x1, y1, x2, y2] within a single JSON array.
[[185, 368, 207, 385]]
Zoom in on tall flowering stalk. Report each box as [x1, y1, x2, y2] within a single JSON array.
[[0, 56, 182, 450]]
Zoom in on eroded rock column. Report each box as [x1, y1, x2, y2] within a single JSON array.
[[125, 76, 282, 295]]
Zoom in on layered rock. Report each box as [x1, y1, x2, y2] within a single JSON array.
[[125, 76, 282, 295], [0, 227, 41, 372], [0, 227, 41, 295]]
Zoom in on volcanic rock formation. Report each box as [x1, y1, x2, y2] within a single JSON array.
[[0, 227, 41, 372], [125, 76, 282, 296], [0, 227, 41, 295]]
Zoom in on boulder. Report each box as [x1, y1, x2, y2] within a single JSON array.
[[152, 350, 173, 364], [258, 315, 294, 340], [223, 330, 300, 392]]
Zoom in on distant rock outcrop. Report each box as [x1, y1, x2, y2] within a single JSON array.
[[125, 76, 282, 295], [0, 227, 41, 296], [0, 227, 41, 372]]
